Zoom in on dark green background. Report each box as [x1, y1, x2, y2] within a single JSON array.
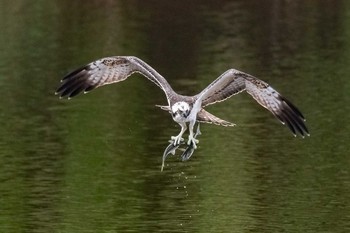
[[0, 1, 349, 232]]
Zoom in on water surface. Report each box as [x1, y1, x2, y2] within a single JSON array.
[[0, 1, 349, 232]]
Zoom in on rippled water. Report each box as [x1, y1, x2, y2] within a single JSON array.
[[1, 1, 350, 232]]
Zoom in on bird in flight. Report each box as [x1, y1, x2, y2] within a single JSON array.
[[56, 56, 309, 156]]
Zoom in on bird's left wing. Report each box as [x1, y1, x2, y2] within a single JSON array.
[[56, 56, 174, 103], [194, 69, 309, 137]]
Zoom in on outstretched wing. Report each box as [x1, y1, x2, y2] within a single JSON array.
[[195, 69, 309, 137], [56, 56, 175, 103]]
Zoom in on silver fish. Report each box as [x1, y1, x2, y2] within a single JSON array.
[[161, 124, 201, 171]]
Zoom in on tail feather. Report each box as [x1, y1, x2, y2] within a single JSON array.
[[156, 105, 235, 127], [155, 105, 171, 111], [197, 109, 235, 127]]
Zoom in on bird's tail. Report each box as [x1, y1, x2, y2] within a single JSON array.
[[156, 105, 235, 127], [197, 109, 235, 127], [155, 105, 171, 111]]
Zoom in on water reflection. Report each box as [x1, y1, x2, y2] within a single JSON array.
[[0, 0, 349, 232]]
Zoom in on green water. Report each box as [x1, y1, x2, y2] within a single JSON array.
[[0, 1, 350, 232]]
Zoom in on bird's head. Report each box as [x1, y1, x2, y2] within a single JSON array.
[[171, 101, 190, 121]]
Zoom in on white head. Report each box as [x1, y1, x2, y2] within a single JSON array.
[[171, 101, 191, 121]]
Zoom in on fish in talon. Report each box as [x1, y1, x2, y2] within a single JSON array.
[[181, 123, 201, 161], [181, 143, 196, 161], [161, 141, 181, 171], [162, 124, 201, 170]]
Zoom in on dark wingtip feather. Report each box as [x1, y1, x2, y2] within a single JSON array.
[[281, 96, 305, 120], [56, 66, 94, 98], [62, 64, 88, 81], [281, 112, 297, 136], [282, 109, 306, 137], [84, 85, 96, 93], [274, 96, 309, 137]]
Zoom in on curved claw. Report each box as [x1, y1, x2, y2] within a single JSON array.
[[162, 123, 202, 170], [187, 123, 201, 149], [187, 137, 199, 149], [182, 123, 201, 159], [171, 135, 184, 145]]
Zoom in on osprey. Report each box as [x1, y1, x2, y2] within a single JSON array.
[[56, 56, 309, 153]]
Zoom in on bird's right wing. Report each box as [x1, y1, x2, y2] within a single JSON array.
[[56, 56, 174, 104]]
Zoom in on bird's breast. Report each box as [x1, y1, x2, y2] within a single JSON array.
[[172, 114, 188, 123]]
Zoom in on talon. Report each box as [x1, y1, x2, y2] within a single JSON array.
[[193, 143, 197, 149], [187, 138, 199, 149], [171, 136, 184, 145], [187, 138, 199, 145]]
